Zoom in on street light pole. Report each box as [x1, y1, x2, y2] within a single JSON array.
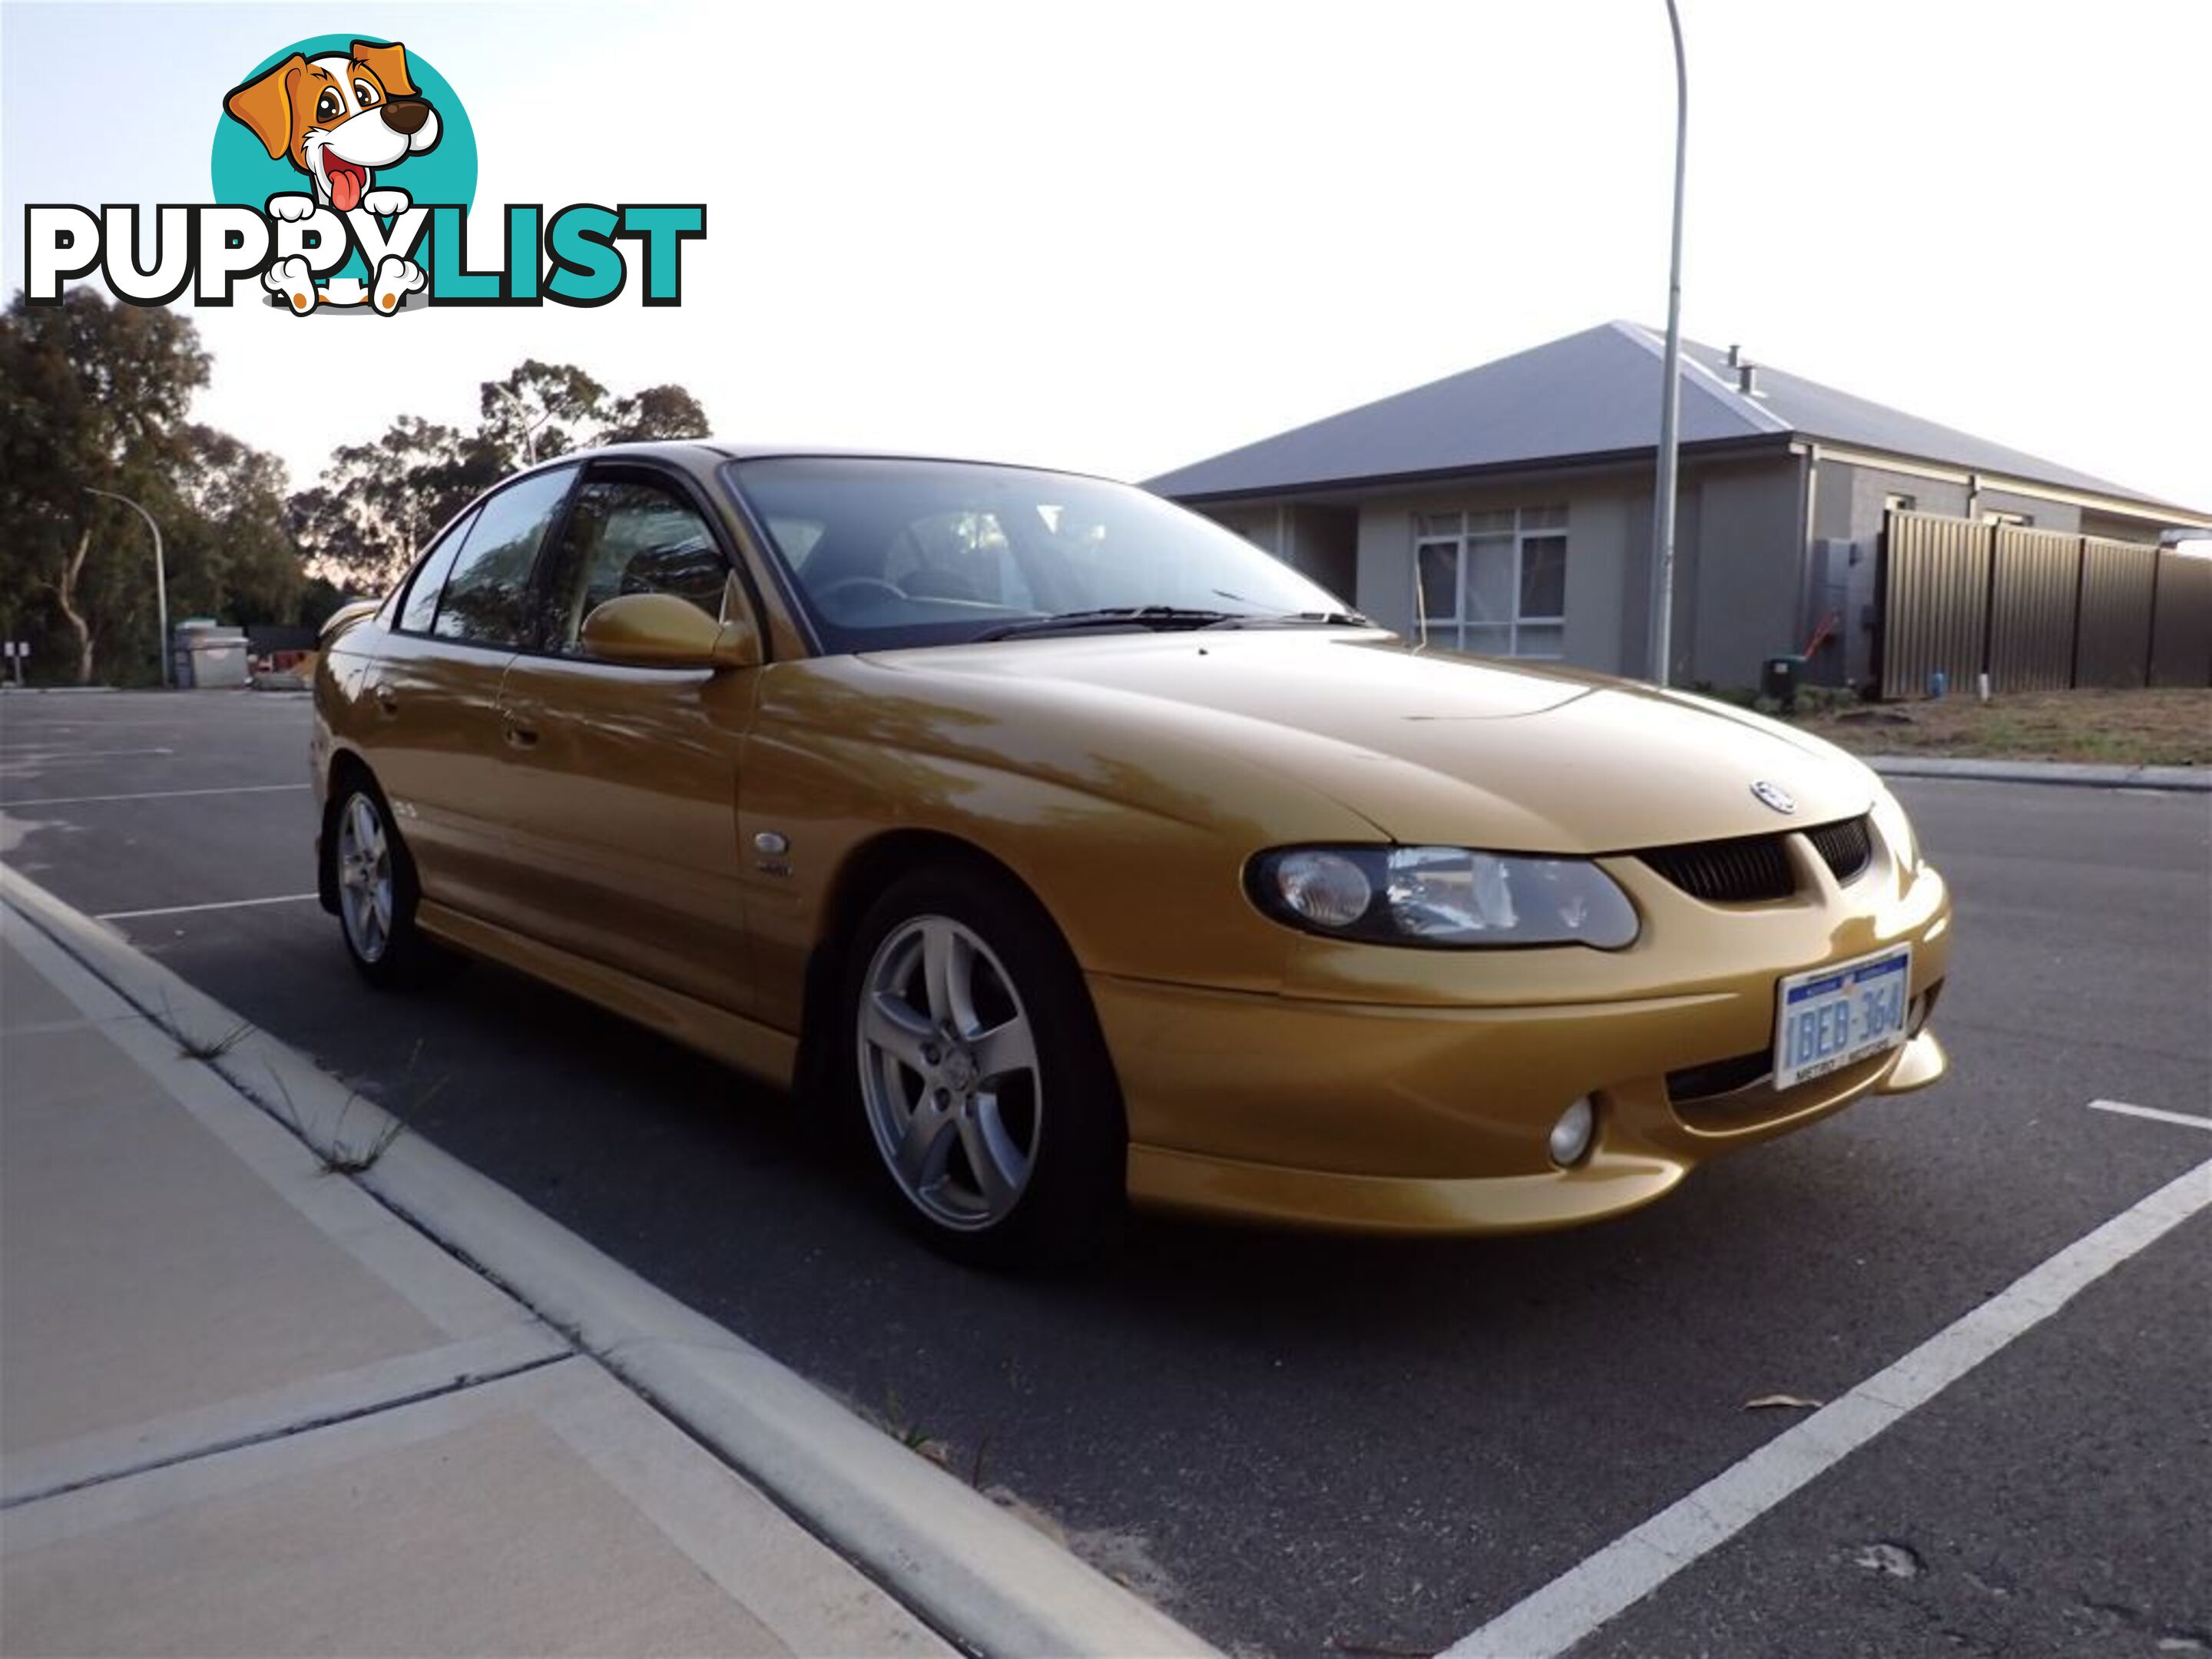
[[84, 486, 171, 689], [1647, 0, 1688, 686]]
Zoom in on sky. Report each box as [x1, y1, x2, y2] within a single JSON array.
[[4, 0, 2208, 512]]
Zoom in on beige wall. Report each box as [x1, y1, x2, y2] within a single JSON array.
[[1684, 458, 1809, 689]]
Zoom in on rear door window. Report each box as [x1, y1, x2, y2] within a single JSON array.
[[431, 467, 578, 647]]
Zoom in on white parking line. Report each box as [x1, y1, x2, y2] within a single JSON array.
[[96, 894, 318, 922], [0, 747, 176, 760], [0, 783, 309, 809], [2088, 1098, 2212, 1133], [1442, 1152, 2212, 1659]]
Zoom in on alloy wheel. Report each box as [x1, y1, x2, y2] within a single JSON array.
[[336, 792, 395, 965], [857, 915, 1042, 1231]]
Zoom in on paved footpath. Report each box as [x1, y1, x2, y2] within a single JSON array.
[[0, 878, 1210, 1657]]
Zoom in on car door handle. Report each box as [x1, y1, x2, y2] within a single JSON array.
[[502, 716, 539, 749], [373, 682, 399, 716]]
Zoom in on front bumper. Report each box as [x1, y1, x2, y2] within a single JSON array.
[[1092, 856, 1952, 1235]]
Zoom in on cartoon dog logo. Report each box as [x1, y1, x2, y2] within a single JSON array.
[[224, 40, 439, 314]]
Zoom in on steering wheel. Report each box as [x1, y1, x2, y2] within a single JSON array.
[[812, 576, 908, 611]]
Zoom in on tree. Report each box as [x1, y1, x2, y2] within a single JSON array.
[[165, 426, 302, 627], [289, 416, 502, 592], [600, 383, 710, 444], [293, 575, 350, 630], [479, 360, 608, 469], [479, 362, 710, 462], [0, 288, 210, 683], [287, 361, 711, 596]]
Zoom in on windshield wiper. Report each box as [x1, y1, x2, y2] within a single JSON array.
[[973, 606, 1248, 641], [1216, 608, 1374, 629]]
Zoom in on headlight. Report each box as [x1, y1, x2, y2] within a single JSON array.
[[1869, 786, 1919, 873], [1248, 846, 1640, 949]]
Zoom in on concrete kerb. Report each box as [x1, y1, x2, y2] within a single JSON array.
[[1863, 755, 2211, 792], [0, 866, 1217, 1659]]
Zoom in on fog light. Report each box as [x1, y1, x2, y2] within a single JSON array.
[[1548, 1097, 1596, 1167]]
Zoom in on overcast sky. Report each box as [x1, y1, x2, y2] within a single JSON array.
[[5, 0, 2207, 510]]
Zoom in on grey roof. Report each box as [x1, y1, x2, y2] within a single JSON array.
[[1146, 320, 2186, 512]]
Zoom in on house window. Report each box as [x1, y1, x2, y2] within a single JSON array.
[[1413, 505, 1568, 658]]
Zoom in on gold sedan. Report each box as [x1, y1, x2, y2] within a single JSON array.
[[313, 445, 1951, 1263]]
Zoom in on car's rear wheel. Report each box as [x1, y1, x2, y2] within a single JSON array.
[[846, 866, 1124, 1267], [329, 777, 435, 988]]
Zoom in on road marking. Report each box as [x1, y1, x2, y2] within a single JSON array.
[[0, 783, 310, 808], [1442, 1152, 2212, 1659], [0, 746, 176, 759], [96, 893, 318, 922], [2088, 1098, 2212, 1133], [0, 747, 174, 760]]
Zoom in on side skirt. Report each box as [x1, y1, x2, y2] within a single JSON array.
[[416, 900, 800, 1091]]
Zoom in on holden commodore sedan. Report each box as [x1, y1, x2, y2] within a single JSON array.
[[313, 443, 1950, 1263]]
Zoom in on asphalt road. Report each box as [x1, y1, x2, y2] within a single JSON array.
[[4, 689, 2207, 1658]]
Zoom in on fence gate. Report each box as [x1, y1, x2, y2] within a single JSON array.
[[2072, 538, 2157, 689], [2150, 551, 2212, 687], [1988, 526, 2081, 692], [1879, 512, 1992, 699]]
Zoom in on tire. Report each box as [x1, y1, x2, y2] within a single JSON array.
[[843, 864, 1125, 1267], [326, 774, 439, 989]]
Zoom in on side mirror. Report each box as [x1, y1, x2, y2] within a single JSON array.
[[580, 593, 763, 670]]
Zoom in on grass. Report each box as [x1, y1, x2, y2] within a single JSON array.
[[878, 1387, 949, 1467], [1789, 687, 2210, 767], [176, 1018, 253, 1061], [267, 1067, 412, 1176], [158, 989, 256, 1061], [263, 1038, 447, 1178], [317, 1101, 409, 1176], [154, 991, 413, 1176]]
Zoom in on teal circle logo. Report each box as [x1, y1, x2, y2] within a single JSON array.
[[210, 34, 475, 285]]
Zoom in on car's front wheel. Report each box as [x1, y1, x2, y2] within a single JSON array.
[[845, 866, 1125, 1267]]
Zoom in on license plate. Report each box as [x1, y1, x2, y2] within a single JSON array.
[[1772, 945, 1912, 1091]]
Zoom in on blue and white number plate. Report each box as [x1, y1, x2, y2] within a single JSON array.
[[1773, 945, 1912, 1091]]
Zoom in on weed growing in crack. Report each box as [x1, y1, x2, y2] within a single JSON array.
[[265, 1063, 425, 1177], [177, 1019, 253, 1061], [880, 1387, 947, 1464], [156, 989, 254, 1061]]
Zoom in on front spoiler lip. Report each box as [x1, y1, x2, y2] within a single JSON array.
[[1125, 1029, 1949, 1237]]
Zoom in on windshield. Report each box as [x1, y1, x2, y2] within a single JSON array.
[[724, 456, 1351, 653]]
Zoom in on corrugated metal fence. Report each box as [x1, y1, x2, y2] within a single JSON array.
[[1987, 528, 2081, 692], [2148, 552, 2212, 687], [1879, 510, 2211, 697]]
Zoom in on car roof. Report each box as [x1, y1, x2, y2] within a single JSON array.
[[546, 439, 1121, 482]]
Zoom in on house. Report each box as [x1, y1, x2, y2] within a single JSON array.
[[1146, 322, 2210, 690]]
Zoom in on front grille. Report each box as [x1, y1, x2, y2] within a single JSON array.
[[1806, 816, 1874, 884], [1636, 813, 1876, 904], [1638, 834, 1796, 904]]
